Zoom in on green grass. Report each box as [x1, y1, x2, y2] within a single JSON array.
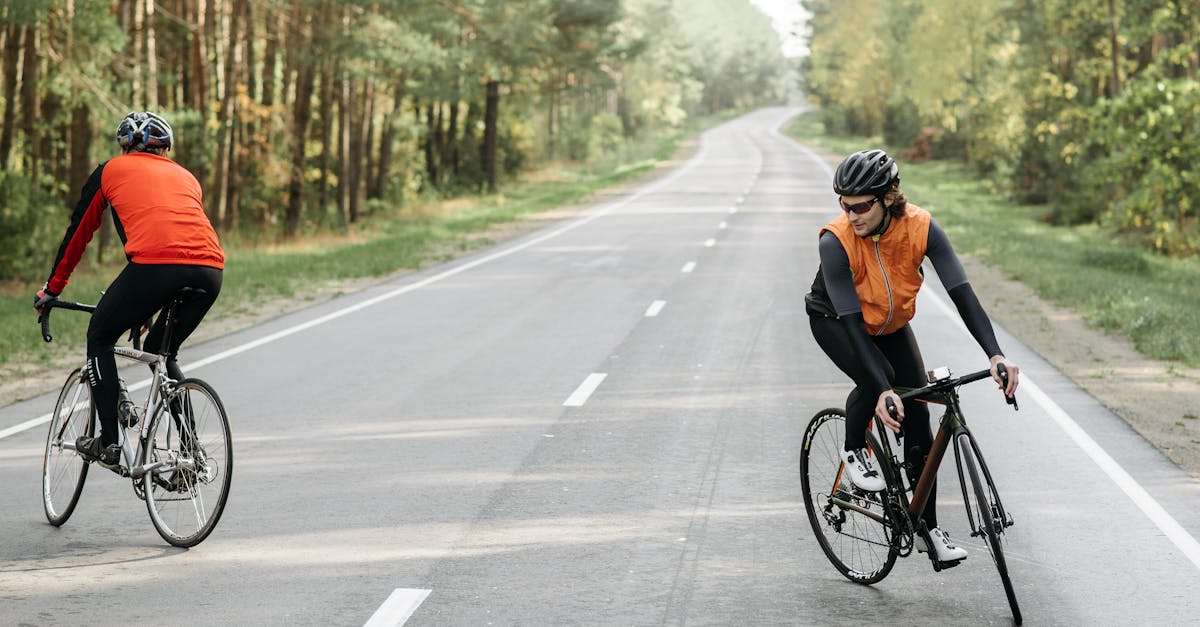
[[0, 117, 714, 373], [785, 110, 1200, 365]]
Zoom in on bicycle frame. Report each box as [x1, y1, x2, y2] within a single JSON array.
[[826, 368, 1009, 550], [44, 299, 185, 481]]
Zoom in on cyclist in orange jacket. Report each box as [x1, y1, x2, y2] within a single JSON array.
[[34, 111, 224, 466], [806, 149, 1020, 563]]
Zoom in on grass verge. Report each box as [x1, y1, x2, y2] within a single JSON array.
[[785, 110, 1200, 365]]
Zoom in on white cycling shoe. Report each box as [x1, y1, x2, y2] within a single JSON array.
[[839, 448, 886, 492], [916, 527, 968, 562]]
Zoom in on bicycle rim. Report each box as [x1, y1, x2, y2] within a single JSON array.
[[42, 368, 92, 526], [144, 378, 232, 547], [959, 436, 1022, 624], [800, 409, 897, 584]]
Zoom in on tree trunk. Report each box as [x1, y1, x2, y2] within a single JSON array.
[[260, 5, 279, 108], [20, 24, 39, 182], [337, 73, 352, 225], [67, 103, 92, 202], [447, 100, 459, 179], [145, 0, 159, 108], [1, 23, 21, 168], [317, 58, 336, 217], [210, 0, 244, 229], [1107, 0, 1120, 97], [373, 77, 405, 200], [188, 0, 207, 111], [284, 9, 314, 239], [424, 103, 438, 189], [482, 80, 499, 194], [241, 0, 255, 102], [204, 0, 218, 105], [352, 78, 373, 222]]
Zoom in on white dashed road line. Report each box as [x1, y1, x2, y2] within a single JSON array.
[[644, 300, 667, 317], [363, 588, 431, 627], [681, 262, 696, 273], [563, 373, 607, 407]]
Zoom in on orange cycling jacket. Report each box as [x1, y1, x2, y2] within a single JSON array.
[[46, 151, 224, 295], [820, 204, 931, 336]]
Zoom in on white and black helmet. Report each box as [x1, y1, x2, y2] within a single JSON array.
[[833, 149, 897, 197], [116, 111, 173, 152]]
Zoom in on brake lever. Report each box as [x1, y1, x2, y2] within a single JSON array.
[[997, 362, 1019, 411]]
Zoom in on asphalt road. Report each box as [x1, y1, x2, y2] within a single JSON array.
[[2, 107, 1199, 626]]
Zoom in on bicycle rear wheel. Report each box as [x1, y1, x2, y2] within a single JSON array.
[[42, 367, 93, 526], [957, 434, 1022, 624], [800, 408, 897, 584], [143, 378, 232, 547]]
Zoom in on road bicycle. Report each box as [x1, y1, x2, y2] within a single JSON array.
[[38, 288, 232, 548], [800, 364, 1022, 624]]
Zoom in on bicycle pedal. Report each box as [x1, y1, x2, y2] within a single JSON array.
[[931, 558, 964, 572]]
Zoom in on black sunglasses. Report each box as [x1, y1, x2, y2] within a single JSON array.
[[839, 197, 879, 215]]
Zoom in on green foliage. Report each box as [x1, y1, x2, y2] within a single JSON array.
[[0, 171, 62, 282], [801, 0, 1200, 255], [1082, 76, 1200, 254]]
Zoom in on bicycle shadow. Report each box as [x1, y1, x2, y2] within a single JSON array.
[[0, 540, 186, 573]]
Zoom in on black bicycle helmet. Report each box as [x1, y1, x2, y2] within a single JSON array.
[[116, 111, 173, 152], [833, 149, 897, 197]]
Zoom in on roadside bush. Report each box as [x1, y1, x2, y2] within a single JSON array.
[[0, 172, 61, 282], [1083, 77, 1200, 255]]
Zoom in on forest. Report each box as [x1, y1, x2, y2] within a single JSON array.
[[0, 0, 789, 282], [802, 0, 1200, 256]]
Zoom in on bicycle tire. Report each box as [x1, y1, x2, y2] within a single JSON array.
[[957, 434, 1022, 625], [42, 368, 93, 526], [800, 408, 897, 584], [143, 378, 232, 547]]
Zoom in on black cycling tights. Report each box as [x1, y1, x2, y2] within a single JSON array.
[[810, 316, 939, 527], [86, 263, 222, 447]]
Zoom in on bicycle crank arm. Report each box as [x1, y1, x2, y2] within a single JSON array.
[[130, 459, 168, 479]]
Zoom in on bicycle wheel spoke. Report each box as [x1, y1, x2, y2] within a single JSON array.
[[959, 435, 1022, 624], [42, 368, 92, 526], [801, 409, 897, 584], [144, 379, 231, 548]]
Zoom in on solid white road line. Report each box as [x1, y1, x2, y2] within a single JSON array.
[[644, 300, 667, 317], [363, 588, 431, 627], [1, 117, 718, 442], [563, 373, 607, 407], [0, 415, 53, 441], [924, 284, 1200, 572], [681, 262, 696, 273]]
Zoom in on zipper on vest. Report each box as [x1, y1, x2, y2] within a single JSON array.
[[872, 234, 893, 335]]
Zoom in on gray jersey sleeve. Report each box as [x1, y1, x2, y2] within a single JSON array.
[[818, 231, 863, 316], [926, 219, 968, 290]]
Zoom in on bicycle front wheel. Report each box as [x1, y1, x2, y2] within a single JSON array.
[[43, 367, 93, 526], [143, 378, 232, 547], [800, 408, 897, 584], [957, 434, 1022, 624]]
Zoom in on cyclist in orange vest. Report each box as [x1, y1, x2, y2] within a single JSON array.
[[806, 149, 1020, 563], [34, 111, 224, 466]]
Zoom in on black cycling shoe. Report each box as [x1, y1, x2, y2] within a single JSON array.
[[76, 436, 121, 465]]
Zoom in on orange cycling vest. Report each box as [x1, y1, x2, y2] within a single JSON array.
[[821, 204, 931, 336]]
